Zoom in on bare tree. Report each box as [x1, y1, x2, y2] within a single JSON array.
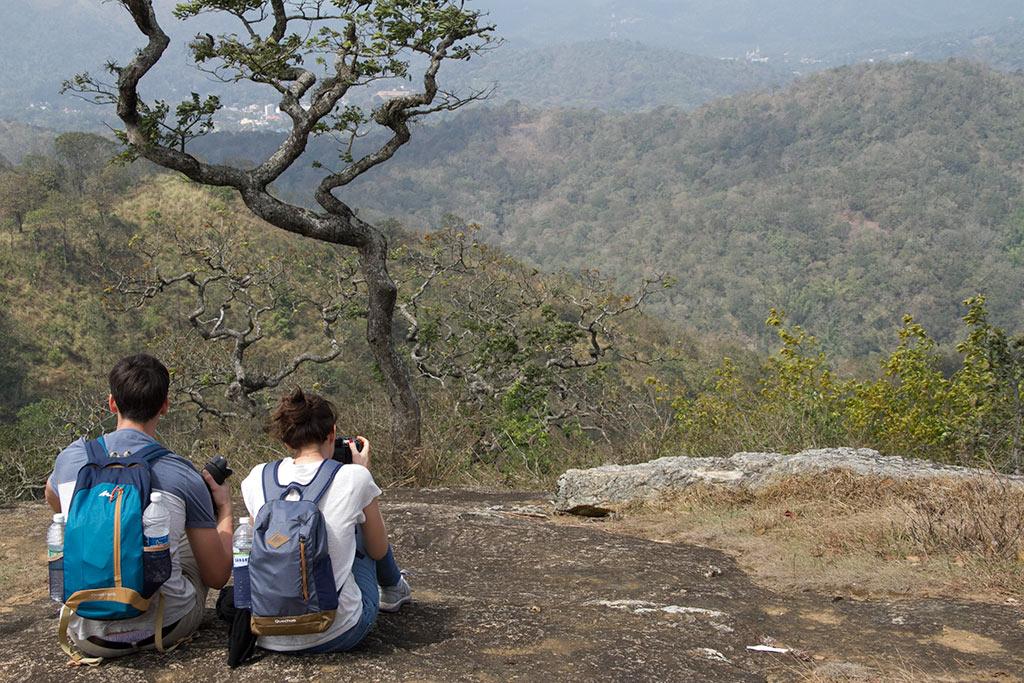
[[109, 215, 674, 472], [115, 226, 363, 420], [64, 0, 496, 450], [396, 224, 670, 454]]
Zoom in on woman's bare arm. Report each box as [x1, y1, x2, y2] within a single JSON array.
[[360, 499, 390, 561]]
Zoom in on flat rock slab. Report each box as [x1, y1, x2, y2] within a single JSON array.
[[1, 490, 1021, 681], [554, 447, 1024, 515]]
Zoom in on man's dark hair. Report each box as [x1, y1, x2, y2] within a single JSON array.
[[108, 354, 170, 422], [269, 387, 337, 449]]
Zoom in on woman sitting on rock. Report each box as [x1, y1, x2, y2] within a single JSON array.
[[239, 387, 412, 654]]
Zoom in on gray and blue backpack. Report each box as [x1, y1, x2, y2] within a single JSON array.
[[248, 459, 341, 636]]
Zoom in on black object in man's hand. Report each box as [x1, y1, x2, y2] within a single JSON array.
[[204, 456, 234, 486]]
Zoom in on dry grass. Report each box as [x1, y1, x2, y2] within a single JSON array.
[[609, 471, 1024, 603], [0, 504, 49, 614], [790, 659, 1010, 683], [779, 655, 936, 682]]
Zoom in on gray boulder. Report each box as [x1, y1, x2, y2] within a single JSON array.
[[554, 447, 1023, 516]]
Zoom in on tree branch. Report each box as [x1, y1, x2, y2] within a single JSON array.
[[114, 228, 359, 417]]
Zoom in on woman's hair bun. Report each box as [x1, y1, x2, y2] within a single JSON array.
[[269, 386, 336, 449]]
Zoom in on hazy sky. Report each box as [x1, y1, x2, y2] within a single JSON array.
[[473, 0, 1022, 53], [7, 1, 1022, 57]]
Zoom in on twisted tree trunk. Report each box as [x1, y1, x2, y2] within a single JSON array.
[[362, 236, 422, 449], [237, 191, 422, 451]]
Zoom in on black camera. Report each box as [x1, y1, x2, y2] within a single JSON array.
[[204, 455, 234, 486], [333, 436, 361, 465]]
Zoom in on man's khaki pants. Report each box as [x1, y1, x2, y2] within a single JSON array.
[[69, 542, 209, 659]]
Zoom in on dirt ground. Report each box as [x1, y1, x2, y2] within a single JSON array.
[[1, 490, 1022, 682]]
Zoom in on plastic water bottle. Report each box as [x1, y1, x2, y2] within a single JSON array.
[[232, 517, 253, 609], [47, 513, 65, 604], [143, 492, 170, 548]]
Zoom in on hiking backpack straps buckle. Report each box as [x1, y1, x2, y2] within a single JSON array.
[[131, 443, 171, 464]]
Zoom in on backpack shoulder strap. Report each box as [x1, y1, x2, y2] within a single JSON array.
[[84, 438, 108, 466], [133, 443, 171, 464], [299, 459, 342, 505], [262, 460, 286, 502]]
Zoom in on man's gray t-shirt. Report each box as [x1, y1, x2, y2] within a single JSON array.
[[49, 428, 216, 640]]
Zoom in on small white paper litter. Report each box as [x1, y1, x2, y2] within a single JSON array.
[[746, 645, 790, 654]]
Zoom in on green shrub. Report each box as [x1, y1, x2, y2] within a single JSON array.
[[673, 298, 1024, 471], [0, 399, 108, 502]]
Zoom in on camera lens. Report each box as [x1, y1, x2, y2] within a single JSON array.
[[204, 456, 233, 485], [333, 437, 354, 465]]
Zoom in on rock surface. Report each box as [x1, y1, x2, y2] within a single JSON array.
[[554, 447, 1024, 515], [1, 490, 1021, 681]]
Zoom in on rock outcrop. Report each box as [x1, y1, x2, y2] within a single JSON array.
[[554, 447, 1023, 516]]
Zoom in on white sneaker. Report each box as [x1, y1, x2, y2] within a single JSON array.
[[379, 575, 412, 613]]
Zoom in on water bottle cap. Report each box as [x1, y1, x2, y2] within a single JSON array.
[[239, 517, 250, 525], [150, 492, 163, 503], [53, 513, 64, 523]]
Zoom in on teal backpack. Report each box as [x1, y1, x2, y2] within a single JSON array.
[[58, 437, 173, 663]]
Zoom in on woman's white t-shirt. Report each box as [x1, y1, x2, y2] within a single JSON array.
[[240, 458, 382, 651]]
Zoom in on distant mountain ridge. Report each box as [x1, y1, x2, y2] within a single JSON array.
[[829, 19, 1024, 71], [445, 40, 791, 111], [472, 0, 1022, 56], [0, 121, 55, 165]]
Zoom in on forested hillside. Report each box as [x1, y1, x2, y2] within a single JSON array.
[[204, 60, 1024, 360], [0, 121, 56, 165], [5, 122, 1024, 500]]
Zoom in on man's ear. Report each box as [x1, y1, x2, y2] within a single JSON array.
[[108, 394, 118, 415], [158, 398, 170, 417]]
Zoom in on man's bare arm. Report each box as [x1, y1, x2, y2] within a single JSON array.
[[186, 471, 233, 589], [44, 480, 60, 513]]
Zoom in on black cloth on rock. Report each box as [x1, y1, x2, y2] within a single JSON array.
[[215, 586, 258, 668]]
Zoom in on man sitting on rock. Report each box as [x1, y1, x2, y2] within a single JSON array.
[[45, 353, 233, 660]]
